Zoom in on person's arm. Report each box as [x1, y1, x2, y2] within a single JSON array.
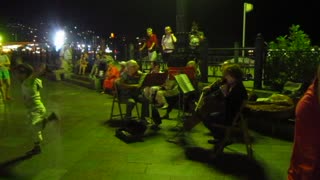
[[139, 42, 146, 51], [117, 73, 146, 90], [4, 56, 10, 67], [171, 33, 177, 43], [148, 35, 157, 51], [149, 42, 155, 51], [161, 35, 165, 50]]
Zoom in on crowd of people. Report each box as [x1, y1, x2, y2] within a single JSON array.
[[2, 22, 320, 179]]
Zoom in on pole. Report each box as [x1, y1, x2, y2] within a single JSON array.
[[242, 3, 246, 57]]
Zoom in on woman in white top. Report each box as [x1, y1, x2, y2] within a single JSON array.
[[161, 26, 177, 67]]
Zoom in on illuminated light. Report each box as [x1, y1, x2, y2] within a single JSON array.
[[111, 33, 115, 38], [54, 30, 66, 51], [105, 47, 112, 53]]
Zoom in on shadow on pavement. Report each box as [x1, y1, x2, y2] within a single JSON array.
[[185, 147, 269, 180], [0, 153, 34, 178]]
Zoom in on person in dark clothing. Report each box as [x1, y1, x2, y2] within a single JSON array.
[[117, 60, 149, 124], [202, 63, 248, 144]]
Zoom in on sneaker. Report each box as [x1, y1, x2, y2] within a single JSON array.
[[48, 112, 59, 121], [42, 112, 59, 129], [26, 144, 41, 156]]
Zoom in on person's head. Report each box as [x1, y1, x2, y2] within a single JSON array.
[[14, 63, 34, 81], [191, 21, 199, 33], [222, 64, 244, 85], [150, 61, 160, 73], [146, 28, 153, 37], [119, 61, 127, 73], [164, 26, 172, 35], [186, 60, 197, 69], [126, 60, 139, 76], [96, 53, 101, 59]]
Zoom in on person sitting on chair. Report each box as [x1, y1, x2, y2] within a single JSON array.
[[117, 60, 149, 124], [202, 63, 248, 145], [101, 60, 120, 94], [143, 61, 163, 102]]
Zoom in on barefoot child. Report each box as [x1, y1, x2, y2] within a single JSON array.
[[14, 63, 58, 155]]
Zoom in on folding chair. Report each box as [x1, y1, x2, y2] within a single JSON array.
[[211, 101, 253, 158], [109, 80, 140, 121]]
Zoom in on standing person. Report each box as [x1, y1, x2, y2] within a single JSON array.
[[161, 26, 177, 67], [139, 28, 159, 62], [14, 63, 59, 155], [78, 52, 89, 75], [62, 44, 73, 78], [90, 52, 102, 78], [188, 22, 205, 63], [288, 65, 320, 180], [0, 45, 11, 101]]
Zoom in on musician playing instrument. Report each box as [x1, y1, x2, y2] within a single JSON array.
[[202, 64, 248, 145]]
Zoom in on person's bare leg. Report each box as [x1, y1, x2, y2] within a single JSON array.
[[4, 78, 10, 100], [0, 79, 4, 100]]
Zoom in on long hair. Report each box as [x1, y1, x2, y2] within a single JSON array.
[[14, 63, 34, 77], [222, 64, 243, 82]]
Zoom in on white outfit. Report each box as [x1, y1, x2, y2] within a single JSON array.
[[22, 77, 46, 142], [161, 34, 175, 53]]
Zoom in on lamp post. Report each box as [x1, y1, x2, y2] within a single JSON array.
[[242, 2, 253, 57]]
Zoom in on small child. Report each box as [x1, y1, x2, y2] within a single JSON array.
[[14, 63, 58, 155]]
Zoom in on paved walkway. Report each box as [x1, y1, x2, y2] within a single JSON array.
[[0, 77, 293, 180]]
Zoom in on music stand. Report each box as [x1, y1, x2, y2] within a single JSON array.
[[141, 72, 168, 126], [167, 67, 197, 122], [168, 66, 196, 81], [141, 72, 168, 87]]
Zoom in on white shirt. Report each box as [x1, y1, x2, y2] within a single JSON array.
[[22, 77, 45, 111], [0, 54, 10, 71], [161, 34, 175, 53]]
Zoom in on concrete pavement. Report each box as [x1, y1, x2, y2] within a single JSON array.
[[0, 76, 293, 180]]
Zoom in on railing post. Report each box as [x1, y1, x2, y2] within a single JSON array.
[[234, 42, 239, 63], [254, 33, 265, 89], [199, 40, 208, 83]]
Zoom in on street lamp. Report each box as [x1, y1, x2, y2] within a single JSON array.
[[242, 2, 253, 56], [54, 30, 66, 51]]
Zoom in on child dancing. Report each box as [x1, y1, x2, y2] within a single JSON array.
[[14, 63, 59, 155]]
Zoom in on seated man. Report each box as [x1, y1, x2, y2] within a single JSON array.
[[202, 63, 248, 145], [117, 60, 149, 124]]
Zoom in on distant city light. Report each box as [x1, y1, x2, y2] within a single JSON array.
[[54, 30, 66, 51], [105, 46, 112, 53]]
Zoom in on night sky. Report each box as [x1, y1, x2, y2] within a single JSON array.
[[1, 0, 318, 47]]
